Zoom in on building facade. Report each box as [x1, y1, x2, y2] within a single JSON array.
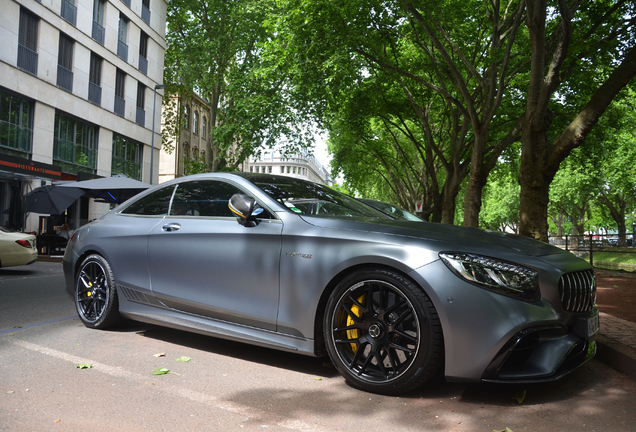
[[249, 149, 332, 185], [159, 92, 210, 183], [0, 0, 167, 232]]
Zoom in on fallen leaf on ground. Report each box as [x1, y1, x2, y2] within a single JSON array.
[[151, 368, 181, 376], [76, 364, 92, 369], [493, 428, 514, 432], [513, 389, 527, 404], [314, 377, 322, 380], [175, 356, 192, 362], [6, 391, 14, 394], [153, 353, 165, 358], [54, 419, 61, 423], [13, 325, 22, 328]]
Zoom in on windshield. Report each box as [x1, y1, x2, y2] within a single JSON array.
[[360, 199, 424, 222], [248, 175, 390, 219]]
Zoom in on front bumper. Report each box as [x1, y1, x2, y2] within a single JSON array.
[[482, 323, 597, 383]]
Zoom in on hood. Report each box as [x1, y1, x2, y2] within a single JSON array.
[[299, 216, 565, 257]]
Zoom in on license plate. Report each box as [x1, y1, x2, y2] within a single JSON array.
[[587, 313, 600, 337]]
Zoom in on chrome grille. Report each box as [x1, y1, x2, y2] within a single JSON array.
[[559, 269, 596, 312]]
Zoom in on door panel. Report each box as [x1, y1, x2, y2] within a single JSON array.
[[147, 180, 282, 330]]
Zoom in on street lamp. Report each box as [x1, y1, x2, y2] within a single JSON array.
[[150, 84, 166, 185]]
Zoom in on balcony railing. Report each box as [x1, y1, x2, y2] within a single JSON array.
[[53, 138, 97, 169], [61, 0, 77, 26], [17, 44, 38, 75], [117, 40, 128, 62], [92, 21, 105, 45], [114, 96, 125, 117], [138, 55, 148, 75], [136, 107, 145, 127], [57, 65, 73, 92], [141, 4, 151, 25], [88, 82, 102, 105], [0, 120, 33, 153]]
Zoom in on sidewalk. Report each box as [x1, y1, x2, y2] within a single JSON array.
[[595, 270, 636, 381]]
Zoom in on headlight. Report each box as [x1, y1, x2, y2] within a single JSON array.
[[439, 253, 540, 302]]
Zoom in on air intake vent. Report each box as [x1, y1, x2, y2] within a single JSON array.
[[559, 270, 596, 312]]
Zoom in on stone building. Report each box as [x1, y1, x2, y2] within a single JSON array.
[[0, 0, 167, 232]]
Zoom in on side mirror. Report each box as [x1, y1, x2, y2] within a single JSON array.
[[229, 194, 259, 227]]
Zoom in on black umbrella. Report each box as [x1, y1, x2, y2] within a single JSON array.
[[25, 185, 86, 215], [58, 175, 150, 204]]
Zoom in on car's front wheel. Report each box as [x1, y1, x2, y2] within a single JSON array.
[[324, 269, 443, 395], [75, 254, 121, 329]]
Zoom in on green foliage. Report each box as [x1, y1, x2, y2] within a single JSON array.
[[165, 0, 313, 171], [183, 155, 209, 176]]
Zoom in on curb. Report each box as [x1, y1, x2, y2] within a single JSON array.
[[595, 335, 636, 381]]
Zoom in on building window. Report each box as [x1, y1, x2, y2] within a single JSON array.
[[141, 0, 151, 25], [183, 143, 190, 160], [92, 0, 105, 45], [183, 105, 189, 130], [0, 89, 33, 156], [61, 0, 77, 26], [53, 110, 97, 175], [57, 33, 74, 92], [202, 117, 206, 139], [17, 8, 39, 75], [136, 82, 146, 126], [287, 166, 290, 173], [114, 69, 126, 117], [117, 14, 128, 61], [138, 31, 148, 75], [111, 134, 141, 180], [280, 166, 284, 174], [193, 112, 199, 134], [268, 166, 272, 174], [88, 53, 102, 105]]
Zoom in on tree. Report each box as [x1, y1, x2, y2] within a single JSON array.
[[594, 88, 636, 246], [518, 0, 636, 241], [165, 0, 310, 172], [276, 0, 530, 224]]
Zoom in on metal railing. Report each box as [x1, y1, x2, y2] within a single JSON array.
[[138, 55, 148, 75], [114, 96, 125, 117], [117, 40, 128, 61], [17, 44, 38, 75], [53, 138, 96, 169], [92, 21, 105, 45], [88, 82, 102, 105], [61, 0, 77, 26], [549, 234, 636, 270], [0, 120, 32, 153], [141, 4, 151, 25], [57, 64, 73, 92], [136, 107, 145, 127]]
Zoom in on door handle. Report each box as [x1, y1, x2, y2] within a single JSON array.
[[162, 223, 181, 232]]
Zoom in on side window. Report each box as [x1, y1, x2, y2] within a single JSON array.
[[121, 186, 175, 215], [169, 180, 243, 217]]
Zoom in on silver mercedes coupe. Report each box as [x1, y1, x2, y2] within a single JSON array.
[[63, 173, 598, 395]]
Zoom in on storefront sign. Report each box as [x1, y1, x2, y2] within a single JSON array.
[[0, 155, 62, 180]]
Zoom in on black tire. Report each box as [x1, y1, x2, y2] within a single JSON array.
[[75, 254, 121, 329], [324, 269, 443, 395]]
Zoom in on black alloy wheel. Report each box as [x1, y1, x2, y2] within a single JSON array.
[[75, 254, 121, 329], [324, 269, 443, 395]]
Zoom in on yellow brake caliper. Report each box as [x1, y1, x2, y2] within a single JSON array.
[[346, 294, 366, 352]]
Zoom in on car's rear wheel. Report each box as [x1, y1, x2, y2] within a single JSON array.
[[324, 269, 443, 395], [75, 254, 121, 329]]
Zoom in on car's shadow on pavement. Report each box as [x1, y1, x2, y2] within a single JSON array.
[[107, 320, 600, 405], [108, 319, 340, 378], [0, 269, 35, 276]]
